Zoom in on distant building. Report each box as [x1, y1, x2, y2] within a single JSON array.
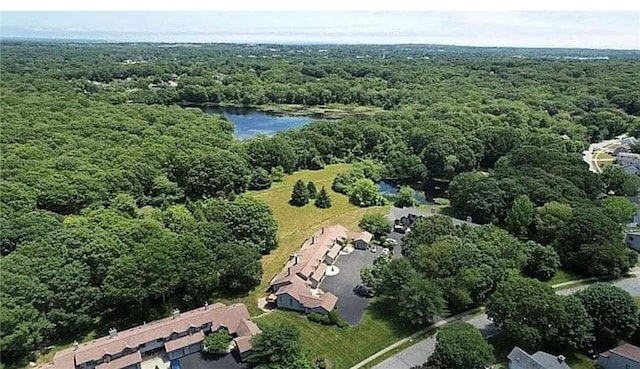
[[598, 343, 640, 369], [44, 303, 260, 369], [616, 153, 640, 173], [507, 347, 571, 369], [625, 232, 640, 251], [353, 231, 373, 250]]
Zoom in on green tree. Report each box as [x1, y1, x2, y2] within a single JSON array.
[[307, 181, 317, 199], [270, 166, 285, 182], [162, 204, 196, 233], [397, 275, 445, 325], [315, 186, 332, 209], [0, 297, 53, 365], [575, 283, 640, 341], [290, 180, 309, 206], [348, 178, 384, 207], [358, 213, 391, 238], [522, 241, 560, 281], [532, 201, 573, 245], [248, 324, 313, 369], [250, 167, 273, 190], [109, 193, 137, 217], [602, 165, 640, 196], [449, 171, 506, 224], [395, 186, 416, 208], [505, 195, 534, 237], [602, 196, 637, 224], [487, 276, 593, 351], [203, 330, 232, 353], [402, 215, 456, 256], [425, 322, 494, 369]]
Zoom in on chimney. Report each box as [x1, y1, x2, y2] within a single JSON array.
[[322, 227, 325, 234], [311, 236, 315, 245], [108, 328, 117, 338], [466, 215, 472, 223], [557, 355, 566, 363], [204, 301, 209, 310], [172, 308, 180, 319], [287, 267, 291, 276], [73, 340, 79, 351], [294, 253, 299, 265]]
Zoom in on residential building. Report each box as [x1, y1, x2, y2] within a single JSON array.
[[598, 343, 640, 369], [44, 303, 260, 369], [507, 347, 571, 369], [617, 153, 640, 174], [625, 232, 640, 251], [353, 231, 373, 250], [269, 225, 368, 314]]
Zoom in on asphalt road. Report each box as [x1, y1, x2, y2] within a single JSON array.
[[370, 274, 640, 369]]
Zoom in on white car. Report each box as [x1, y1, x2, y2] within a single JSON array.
[[387, 239, 398, 245], [381, 248, 390, 256], [370, 244, 377, 253]]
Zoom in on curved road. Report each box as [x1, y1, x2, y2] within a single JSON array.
[[367, 273, 640, 369]]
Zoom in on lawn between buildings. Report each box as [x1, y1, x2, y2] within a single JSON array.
[[226, 163, 391, 315]]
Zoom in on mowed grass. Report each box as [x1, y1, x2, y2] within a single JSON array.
[[255, 309, 416, 369], [547, 268, 584, 286], [231, 163, 390, 314]]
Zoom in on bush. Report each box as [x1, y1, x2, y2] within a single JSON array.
[[308, 312, 323, 323], [321, 315, 332, 325], [328, 309, 339, 324], [336, 318, 349, 328]]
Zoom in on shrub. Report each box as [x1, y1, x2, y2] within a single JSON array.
[[321, 315, 332, 325], [328, 309, 340, 324], [308, 312, 323, 323], [336, 319, 349, 328]]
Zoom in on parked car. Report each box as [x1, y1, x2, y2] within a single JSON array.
[[354, 284, 374, 298], [370, 244, 377, 253], [381, 248, 390, 256], [170, 360, 182, 369], [386, 239, 398, 245]]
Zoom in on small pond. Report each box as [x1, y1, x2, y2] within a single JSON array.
[[202, 106, 314, 139], [377, 180, 428, 204]]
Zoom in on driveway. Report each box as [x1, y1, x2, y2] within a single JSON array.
[[322, 248, 382, 325], [178, 352, 250, 369]]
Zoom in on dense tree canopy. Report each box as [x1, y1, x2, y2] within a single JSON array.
[[424, 322, 495, 369]]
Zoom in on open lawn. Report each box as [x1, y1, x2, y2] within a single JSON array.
[[229, 164, 391, 314], [255, 308, 417, 369]]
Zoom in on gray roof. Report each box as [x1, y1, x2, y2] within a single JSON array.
[[507, 347, 571, 369]]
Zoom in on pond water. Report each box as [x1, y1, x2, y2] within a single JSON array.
[[377, 180, 428, 204], [202, 106, 314, 139]]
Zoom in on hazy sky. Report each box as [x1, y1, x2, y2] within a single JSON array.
[[1, 11, 639, 49]]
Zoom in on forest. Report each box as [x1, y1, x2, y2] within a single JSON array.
[[1, 41, 640, 367]]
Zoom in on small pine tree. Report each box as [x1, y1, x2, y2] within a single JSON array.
[[315, 186, 332, 208], [307, 181, 318, 199], [290, 180, 309, 206]]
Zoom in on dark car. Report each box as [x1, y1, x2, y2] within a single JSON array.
[[354, 284, 374, 298]]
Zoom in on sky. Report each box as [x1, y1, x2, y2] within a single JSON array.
[[1, 11, 639, 49]]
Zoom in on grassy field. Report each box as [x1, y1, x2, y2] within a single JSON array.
[[229, 163, 391, 314], [488, 333, 595, 369], [255, 308, 417, 369]]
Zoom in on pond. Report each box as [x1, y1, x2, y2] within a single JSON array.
[[202, 106, 315, 139], [377, 180, 428, 204]]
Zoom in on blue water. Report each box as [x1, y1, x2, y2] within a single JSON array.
[[377, 180, 427, 204], [202, 107, 314, 139]]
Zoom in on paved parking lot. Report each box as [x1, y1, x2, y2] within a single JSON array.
[[178, 352, 249, 369], [322, 248, 382, 325]]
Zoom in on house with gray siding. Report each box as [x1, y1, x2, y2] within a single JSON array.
[[507, 347, 571, 369], [598, 343, 640, 369]]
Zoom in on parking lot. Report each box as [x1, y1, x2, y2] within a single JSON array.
[[321, 247, 383, 325], [178, 352, 249, 369]]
